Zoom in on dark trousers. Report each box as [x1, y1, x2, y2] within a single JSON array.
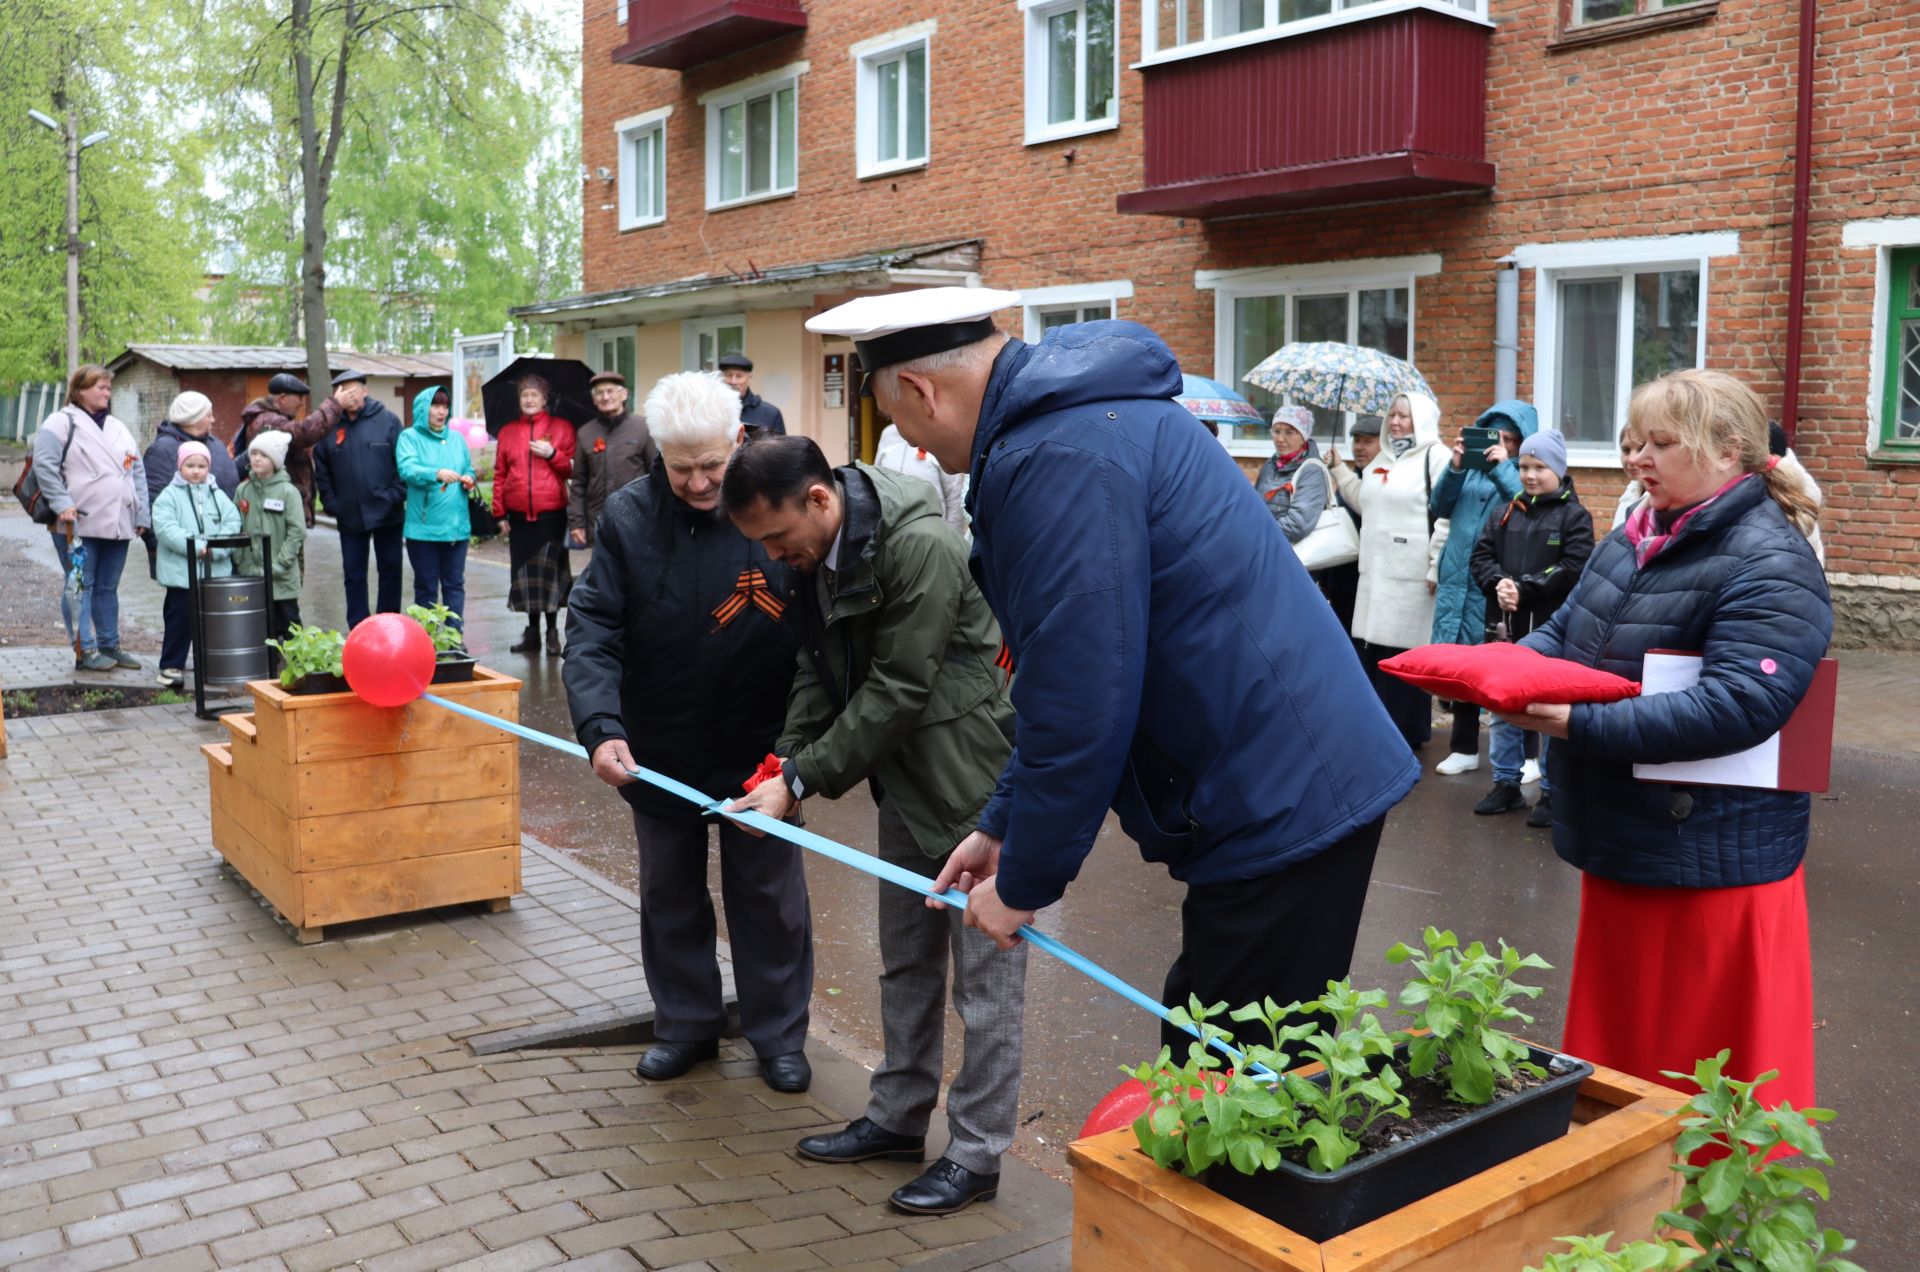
[[339, 522, 404, 629], [1358, 642, 1433, 749], [160, 587, 192, 672], [406, 539, 468, 629], [1449, 702, 1480, 756], [1161, 815, 1386, 1055], [266, 599, 302, 674], [632, 809, 813, 1058]]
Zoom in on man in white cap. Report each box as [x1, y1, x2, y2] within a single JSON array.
[[805, 289, 1419, 1057]]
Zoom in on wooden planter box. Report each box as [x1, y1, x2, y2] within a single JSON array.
[[1068, 1062, 1686, 1272], [202, 668, 524, 943]]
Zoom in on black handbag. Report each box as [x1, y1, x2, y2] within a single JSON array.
[[12, 409, 77, 525]]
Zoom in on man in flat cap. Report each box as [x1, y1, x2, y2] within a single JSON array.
[[718, 353, 786, 435], [312, 369, 407, 627], [570, 371, 657, 549], [804, 288, 1418, 1056], [231, 373, 329, 527]]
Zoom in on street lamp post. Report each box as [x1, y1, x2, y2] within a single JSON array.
[[28, 107, 109, 378]]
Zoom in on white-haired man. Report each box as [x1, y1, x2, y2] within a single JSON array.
[[562, 371, 815, 1094]]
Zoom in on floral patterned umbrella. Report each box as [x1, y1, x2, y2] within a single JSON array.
[[1175, 374, 1265, 425], [1242, 342, 1433, 418]]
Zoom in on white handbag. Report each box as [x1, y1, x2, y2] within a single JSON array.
[[1290, 458, 1360, 572]]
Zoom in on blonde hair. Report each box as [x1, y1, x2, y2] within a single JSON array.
[[643, 371, 741, 449], [1623, 369, 1820, 540]]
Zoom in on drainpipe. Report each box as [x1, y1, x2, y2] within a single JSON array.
[[1494, 259, 1518, 403], [1781, 0, 1819, 445]]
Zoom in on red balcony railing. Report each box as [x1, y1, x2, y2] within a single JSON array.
[[1117, 7, 1494, 218], [610, 0, 807, 71]]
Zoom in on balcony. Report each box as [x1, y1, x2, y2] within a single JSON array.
[[1117, 5, 1494, 218], [610, 0, 807, 71]]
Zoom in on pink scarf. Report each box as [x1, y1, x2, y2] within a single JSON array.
[[1622, 473, 1752, 568]]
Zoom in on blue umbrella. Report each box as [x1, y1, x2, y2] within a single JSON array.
[[1242, 342, 1433, 419], [1176, 374, 1265, 426]]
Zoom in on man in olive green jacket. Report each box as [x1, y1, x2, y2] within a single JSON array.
[[724, 436, 1025, 1219]]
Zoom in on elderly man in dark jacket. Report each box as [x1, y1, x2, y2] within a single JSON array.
[[808, 290, 1420, 1052], [723, 436, 1023, 1217], [230, 374, 328, 527], [311, 370, 406, 627], [568, 371, 656, 548], [564, 371, 813, 1095], [718, 353, 786, 435]]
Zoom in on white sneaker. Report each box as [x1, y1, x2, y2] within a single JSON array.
[[1520, 759, 1542, 786], [1435, 752, 1480, 776]]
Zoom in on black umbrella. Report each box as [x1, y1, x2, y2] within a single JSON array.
[[482, 357, 597, 435]]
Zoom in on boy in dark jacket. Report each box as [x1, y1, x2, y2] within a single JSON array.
[[1469, 430, 1593, 824]]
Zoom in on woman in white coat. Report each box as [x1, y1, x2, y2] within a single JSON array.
[[1332, 391, 1451, 748]]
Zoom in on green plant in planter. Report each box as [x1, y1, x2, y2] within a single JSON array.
[[1657, 1051, 1862, 1272], [404, 603, 465, 654], [1386, 927, 1551, 1104], [1279, 980, 1408, 1170], [1526, 1233, 1698, 1272], [266, 623, 346, 688]]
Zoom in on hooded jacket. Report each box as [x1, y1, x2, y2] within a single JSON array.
[[1252, 438, 1333, 546], [1469, 485, 1593, 642], [234, 465, 306, 599], [144, 419, 240, 507], [964, 323, 1419, 911], [563, 462, 802, 822], [396, 387, 477, 542], [1520, 475, 1832, 888], [1429, 400, 1540, 646], [151, 473, 242, 590], [1333, 393, 1451, 650], [311, 395, 405, 532], [776, 464, 1012, 859]]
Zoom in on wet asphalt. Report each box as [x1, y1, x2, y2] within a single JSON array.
[[6, 513, 1912, 1261]]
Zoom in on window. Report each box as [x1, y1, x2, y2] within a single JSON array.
[[1019, 281, 1133, 342], [616, 108, 669, 230], [1880, 246, 1920, 450], [1568, 0, 1709, 27], [1025, 0, 1117, 144], [702, 65, 805, 209], [1145, 0, 1486, 62], [855, 28, 932, 177], [683, 316, 746, 372], [1517, 233, 1732, 458], [1200, 258, 1435, 452], [587, 328, 637, 389]]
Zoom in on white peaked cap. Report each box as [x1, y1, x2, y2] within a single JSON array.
[[806, 287, 1023, 377]]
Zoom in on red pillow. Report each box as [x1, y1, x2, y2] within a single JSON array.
[[1378, 643, 1641, 714]]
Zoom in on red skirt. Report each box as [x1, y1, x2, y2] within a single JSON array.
[[1562, 867, 1814, 1119]]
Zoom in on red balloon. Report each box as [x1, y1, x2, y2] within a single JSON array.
[[343, 613, 436, 708], [1077, 1071, 1234, 1141]]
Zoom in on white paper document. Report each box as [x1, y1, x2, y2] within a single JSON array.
[[1632, 652, 1781, 788]]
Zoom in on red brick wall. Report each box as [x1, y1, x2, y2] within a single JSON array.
[[578, 0, 1920, 575]]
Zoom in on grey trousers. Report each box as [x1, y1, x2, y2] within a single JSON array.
[[867, 799, 1029, 1175], [632, 808, 813, 1058]]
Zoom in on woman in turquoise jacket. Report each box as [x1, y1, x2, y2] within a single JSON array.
[[1426, 399, 1539, 775], [151, 440, 243, 686], [396, 386, 476, 631]]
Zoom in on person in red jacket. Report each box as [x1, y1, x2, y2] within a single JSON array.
[[492, 374, 577, 654]]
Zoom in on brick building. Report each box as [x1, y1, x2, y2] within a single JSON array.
[[513, 0, 1920, 644]]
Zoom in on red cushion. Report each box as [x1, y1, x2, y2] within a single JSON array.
[[1378, 643, 1641, 714]]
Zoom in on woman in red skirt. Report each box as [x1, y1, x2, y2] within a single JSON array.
[[1495, 369, 1829, 1114]]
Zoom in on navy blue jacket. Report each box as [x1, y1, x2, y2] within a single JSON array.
[[1521, 475, 1831, 888], [739, 392, 786, 435], [968, 324, 1420, 911], [143, 420, 240, 506], [311, 397, 405, 532]]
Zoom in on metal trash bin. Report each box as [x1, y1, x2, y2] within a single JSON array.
[[197, 574, 270, 685]]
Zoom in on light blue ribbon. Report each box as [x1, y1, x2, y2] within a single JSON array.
[[422, 692, 1262, 1076]]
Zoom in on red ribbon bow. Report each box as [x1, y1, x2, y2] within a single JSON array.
[[743, 753, 785, 794]]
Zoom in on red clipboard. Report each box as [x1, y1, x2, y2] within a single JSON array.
[[1631, 651, 1837, 794]]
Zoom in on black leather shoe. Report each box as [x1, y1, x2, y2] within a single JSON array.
[[888, 1157, 999, 1215], [759, 1051, 811, 1093], [796, 1117, 925, 1164], [634, 1038, 718, 1081], [509, 627, 541, 654]]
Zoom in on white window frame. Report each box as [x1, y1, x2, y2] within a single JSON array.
[[854, 24, 935, 179], [1020, 280, 1133, 341], [700, 62, 808, 211], [1515, 232, 1736, 465], [1139, 0, 1489, 68], [682, 315, 748, 372], [1842, 217, 1920, 459], [1198, 255, 1439, 457], [615, 107, 670, 230], [586, 327, 639, 387], [1024, 0, 1121, 145]]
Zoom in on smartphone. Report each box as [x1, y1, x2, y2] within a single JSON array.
[[1461, 425, 1501, 472]]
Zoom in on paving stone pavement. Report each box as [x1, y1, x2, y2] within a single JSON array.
[[0, 704, 1068, 1271]]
